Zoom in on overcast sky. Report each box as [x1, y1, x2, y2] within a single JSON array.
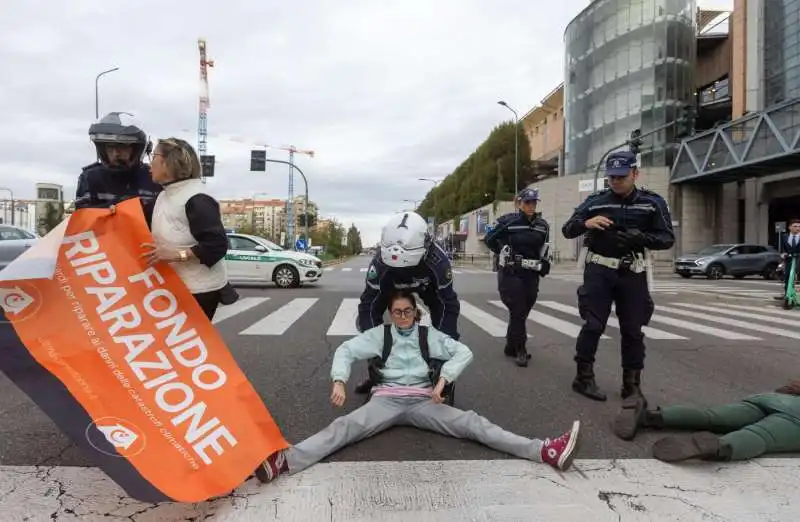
[[0, 0, 732, 245]]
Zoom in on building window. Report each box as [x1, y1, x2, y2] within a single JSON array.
[[563, 0, 696, 175], [37, 188, 61, 200], [764, 0, 800, 107]]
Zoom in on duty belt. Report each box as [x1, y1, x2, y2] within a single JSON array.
[[587, 252, 646, 273]]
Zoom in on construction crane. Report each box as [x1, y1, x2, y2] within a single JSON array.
[[271, 145, 314, 247], [198, 38, 214, 182]]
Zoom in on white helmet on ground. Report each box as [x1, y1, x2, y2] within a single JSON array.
[[379, 212, 430, 268]]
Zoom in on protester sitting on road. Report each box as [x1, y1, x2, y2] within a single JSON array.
[[615, 380, 800, 462], [254, 289, 583, 483], [140, 137, 238, 320]]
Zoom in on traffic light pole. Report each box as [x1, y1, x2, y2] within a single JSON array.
[[591, 117, 688, 191], [265, 158, 310, 251]]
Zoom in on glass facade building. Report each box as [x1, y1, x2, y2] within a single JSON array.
[[563, 0, 697, 176], [764, 0, 800, 107]]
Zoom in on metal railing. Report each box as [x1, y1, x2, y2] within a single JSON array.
[[671, 97, 800, 184]]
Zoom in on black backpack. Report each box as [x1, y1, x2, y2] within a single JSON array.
[[366, 324, 456, 405]]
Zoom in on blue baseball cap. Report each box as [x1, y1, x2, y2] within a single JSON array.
[[517, 188, 540, 202], [605, 151, 637, 176]]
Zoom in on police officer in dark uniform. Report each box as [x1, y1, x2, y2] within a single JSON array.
[[75, 112, 161, 211], [353, 211, 460, 394], [483, 188, 551, 367], [562, 151, 674, 439]]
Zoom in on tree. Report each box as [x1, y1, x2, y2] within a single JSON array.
[[345, 223, 363, 255], [324, 220, 346, 257], [416, 121, 534, 225], [38, 202, 65, 235]]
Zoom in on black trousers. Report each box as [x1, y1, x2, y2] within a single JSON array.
[[574, 263, 653, 370], [193, 290, 222, 321], [498, 268, 540, 346]]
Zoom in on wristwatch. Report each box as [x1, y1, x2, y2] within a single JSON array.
[[178, 250, 188, 262]]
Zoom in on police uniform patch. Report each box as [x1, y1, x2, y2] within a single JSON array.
[[367, 264, 377, 279]]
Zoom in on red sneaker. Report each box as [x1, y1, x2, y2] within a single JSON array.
[[540, 420, 581, 471], [255, 450, 287, 483]]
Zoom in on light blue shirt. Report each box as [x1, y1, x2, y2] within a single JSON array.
[[330, 323, 473, 387]]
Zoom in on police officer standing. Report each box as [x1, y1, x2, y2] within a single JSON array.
[[75, 112, 161, 212], [353, 211, 461, 394], [562, 151, 674, 439], [483, 188, 551, 367]]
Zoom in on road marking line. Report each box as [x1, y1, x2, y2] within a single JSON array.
[[714, 302, 800, 317], [488, 300, 606, 339], [240, 298, 319, 336], [656, 305, 798, 339], [327, 299, 360, 336], [212, 297, 269, 324], [670, 302, 799, 327], [360, 267, 367, 272], [459, 300, 522, 337], [341, 267, 352, 272], [537, 301, 687, 340]]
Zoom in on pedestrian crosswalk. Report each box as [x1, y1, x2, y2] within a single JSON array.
[[325, 266, 493, 275], [549, 274, 782, 299], [214, 295, 799, 342]]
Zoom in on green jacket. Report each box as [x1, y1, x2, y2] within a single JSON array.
[[744, 393, 800, 423]]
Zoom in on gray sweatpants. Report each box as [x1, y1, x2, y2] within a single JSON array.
[[285, 395, 545, 474]]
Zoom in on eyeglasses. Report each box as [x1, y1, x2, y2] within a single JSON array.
[[390, 308, 415, 318]]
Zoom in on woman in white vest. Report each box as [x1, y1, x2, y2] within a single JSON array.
[[140, 137, 232, 320]]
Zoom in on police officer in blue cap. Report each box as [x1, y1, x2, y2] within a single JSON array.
[[483, 187, 551, 367], [562, 151, 674, 438]]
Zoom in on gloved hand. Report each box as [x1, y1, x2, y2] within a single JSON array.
[[539, 259, 551, 277], [614, 229, 648, 249], [775, 380, 800, 395]]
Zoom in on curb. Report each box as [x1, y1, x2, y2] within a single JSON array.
[[322, 257, 354, 267]]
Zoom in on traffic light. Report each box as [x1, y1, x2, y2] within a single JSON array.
[[675, 103, 697, 138], [629, 128, 643, 155], [250, 149, 266, 171], [200, 155, 215, 178]]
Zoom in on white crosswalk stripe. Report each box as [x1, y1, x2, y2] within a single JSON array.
[[548, 274, 781, 299], [213, 295, 799, 342]]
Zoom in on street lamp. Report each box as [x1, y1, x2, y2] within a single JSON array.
[[95, 67, 120, 119], [403, 199, 419, 209], [497, 100, 519, 198], [418, 177, 440, 234]]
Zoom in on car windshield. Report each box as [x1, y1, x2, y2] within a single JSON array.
[[260, 239, 284, 251], [696, 245, 732, 256]]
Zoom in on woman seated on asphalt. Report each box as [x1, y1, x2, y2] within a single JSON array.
[[255, 289, 582, 483], [617, 380, 800, 462]]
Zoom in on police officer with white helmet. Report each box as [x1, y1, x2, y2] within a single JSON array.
[[353, 211, 461, 394]]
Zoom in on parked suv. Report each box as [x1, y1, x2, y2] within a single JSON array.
[[673, 243, 781, 280]]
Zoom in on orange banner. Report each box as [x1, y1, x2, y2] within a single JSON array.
[[0, 199, 287, 502]]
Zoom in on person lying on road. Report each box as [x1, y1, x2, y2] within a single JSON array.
[[615, 379, 800, 462], [254, 289, 583, 483]]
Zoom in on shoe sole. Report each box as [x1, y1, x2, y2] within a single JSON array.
[[613, 396, 647, 441], [557, 420, 581, 471], [652, 432, 720, 462]]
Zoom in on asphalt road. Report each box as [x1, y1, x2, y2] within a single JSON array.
[[1, 255, 797, 468]]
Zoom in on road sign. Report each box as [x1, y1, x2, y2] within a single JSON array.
[[776, 221, 786, 233], [250, 150, 266, 172], [295, 238, 306, 250]]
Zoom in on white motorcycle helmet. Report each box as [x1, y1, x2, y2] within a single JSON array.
[[379, 212, 430, 268]]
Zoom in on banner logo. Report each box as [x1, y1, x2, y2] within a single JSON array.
[[87, 416, 147, 457]]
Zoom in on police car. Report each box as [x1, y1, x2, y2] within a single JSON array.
[[226, 233, 323, 288]]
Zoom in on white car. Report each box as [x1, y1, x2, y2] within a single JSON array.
[[0, 225, 38, 270], [225, 233, 323, 288]]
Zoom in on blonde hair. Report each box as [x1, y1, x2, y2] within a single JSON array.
[[155, 138, 202, 181]]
